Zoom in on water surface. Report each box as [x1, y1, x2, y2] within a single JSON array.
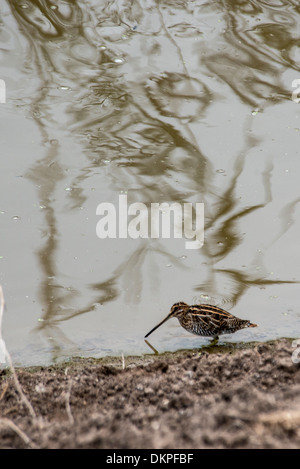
[[0, 0, 300, 365]]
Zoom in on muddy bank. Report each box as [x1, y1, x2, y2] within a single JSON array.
[[0, 339, 299, 449]]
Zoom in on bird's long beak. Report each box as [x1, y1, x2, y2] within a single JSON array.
[[144, 313, 172, 338]]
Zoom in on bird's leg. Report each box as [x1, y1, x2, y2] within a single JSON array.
[[209, 335, 219, 346]]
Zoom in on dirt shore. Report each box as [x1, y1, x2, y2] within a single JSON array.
[[0, 338, 299, 449]]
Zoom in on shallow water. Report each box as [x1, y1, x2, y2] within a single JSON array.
[[0, 0, 300, 366]]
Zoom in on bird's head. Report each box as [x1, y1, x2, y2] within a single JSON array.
[[169, 302, 189, 318], [144, 302, 189, 338]]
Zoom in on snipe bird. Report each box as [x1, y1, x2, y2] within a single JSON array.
[[145, 302, 257, 340]]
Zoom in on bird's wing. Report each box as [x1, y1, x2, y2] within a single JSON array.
[[188, 305, 235, 332]]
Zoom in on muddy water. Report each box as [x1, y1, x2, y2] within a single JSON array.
[[0, 0, 300, 366]]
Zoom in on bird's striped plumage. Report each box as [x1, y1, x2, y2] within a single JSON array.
[[145, 301, 257, 339]]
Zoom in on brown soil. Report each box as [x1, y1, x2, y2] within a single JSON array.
[[0, 339, 300, 449]]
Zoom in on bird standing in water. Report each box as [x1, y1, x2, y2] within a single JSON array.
[[145, 302, 257, 341]]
